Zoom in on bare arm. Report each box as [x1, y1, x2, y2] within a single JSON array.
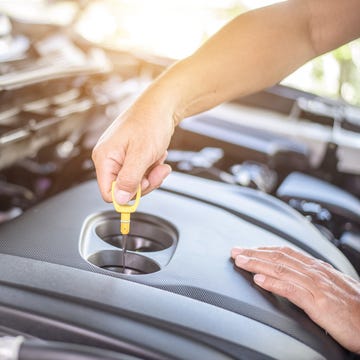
[[92, 0, 360, 203], [162, 0, 360, 121]]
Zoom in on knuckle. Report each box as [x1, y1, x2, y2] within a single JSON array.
[[270, 251, 283, 262], [237, 256, 255, 269], [280, 246, 303, 259], [314, 293, 329, 310], [278, 246, 291, 254], [317, 278, 335, 292], [274, 263, 287, 276], [308, 258, 319, 268], [318, 259, 334, 269], [117, 177, 138, 191], [283, 282, 297, 297], [322, 270, 335, 284], [317, 279, 329, 290], [306, 266, 323, 281], [241, 249, 254, 257], [102, 192, 112, 203], [150, 177, 163, 189], [98, 186, 111, 202]]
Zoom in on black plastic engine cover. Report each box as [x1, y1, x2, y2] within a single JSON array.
[[0, 172, 357, 359]]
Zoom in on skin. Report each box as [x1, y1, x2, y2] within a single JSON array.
[[231, 246, 360, 354], [92, 0, 360, 203], [92, 0, 360, 352]]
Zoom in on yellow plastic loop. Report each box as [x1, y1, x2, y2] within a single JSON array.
[[111, 182, 141, 235]]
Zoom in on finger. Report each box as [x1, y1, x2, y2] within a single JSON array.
[[251, 246, 355, 289], [233, 246, 322, 287], [253, 272, 357, 337], [232, 246, 321, 271], [114, 146, 153, 204], [140, 151, 169, 195], [256, 246, 316, 266], [92, 154, 121, 202], [234, 254, 316, 293], [127, 162, 169, 200], [142, 151, 168, 179], [232, 247, 309, 271], [310, 261, 360, 292], [157, 150, 168, 164], [253, 274, 315, 312], [142, 164, 172, 196], [141, 177, 150, 193], [232, 247, 354, 295], [255, 275, 360, 354]]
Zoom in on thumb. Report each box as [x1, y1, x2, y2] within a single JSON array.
[[113, 152, 150, 204]]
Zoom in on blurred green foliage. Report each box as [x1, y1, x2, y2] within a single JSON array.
[[307, 40, 360, 106], [332, 41, 360, 106], [222, 3, 360, 107]]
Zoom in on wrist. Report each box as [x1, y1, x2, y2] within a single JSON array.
[[154, 54, 227, 123], [147, 57, 196, 127], [136, 55, 209, 130]]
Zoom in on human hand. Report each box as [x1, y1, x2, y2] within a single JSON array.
[[92, 93, 174, 204], [231, 246, 360, 354]]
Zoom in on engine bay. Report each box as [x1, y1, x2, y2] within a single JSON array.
[[0, 11, 360, 360]]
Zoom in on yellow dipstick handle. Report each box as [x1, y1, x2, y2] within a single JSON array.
[[111, 182, 141, 235]]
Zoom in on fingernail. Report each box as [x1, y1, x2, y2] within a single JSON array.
[[165, 165, 172, 176], [115, 189, 131, 204], [235, 255, 249, 265], [254, 274, 265, 284], [141, 178, 150, 190]]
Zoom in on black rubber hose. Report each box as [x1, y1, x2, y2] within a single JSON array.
[[19, 340, 140, 360]]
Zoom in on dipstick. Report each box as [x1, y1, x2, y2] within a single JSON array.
[[111, 182, 141, 235]]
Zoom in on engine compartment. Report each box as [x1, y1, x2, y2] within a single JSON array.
[[0, 174, 357, 359], [0, 12, 360, 360]]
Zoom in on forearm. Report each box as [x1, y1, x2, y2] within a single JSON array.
[[147, 0, 360, 124], [148, 0, 315, 123]]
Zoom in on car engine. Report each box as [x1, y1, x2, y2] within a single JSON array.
[[0, 10, 359, 360]]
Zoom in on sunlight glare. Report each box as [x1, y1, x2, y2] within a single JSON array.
[[77, 0, 237, 59]]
